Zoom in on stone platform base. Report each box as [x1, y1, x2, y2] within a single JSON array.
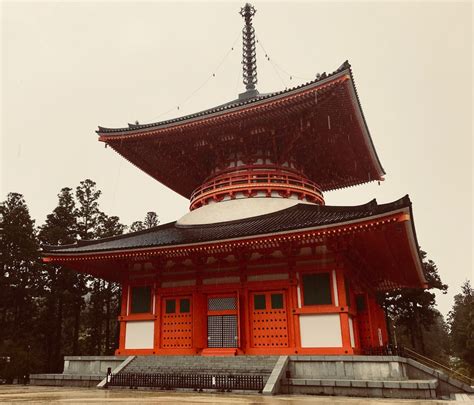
[[280, 355, 473, 399], [29, 354, 473, 399], [29, 374, 102, 388], [284, 378, 437, 399], [30, 356, 127, 388]]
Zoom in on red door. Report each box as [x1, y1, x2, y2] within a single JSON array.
[[161, 296, 192, 349], [250, 291, 289, 349]]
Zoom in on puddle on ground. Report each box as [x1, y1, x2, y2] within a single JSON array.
[[0, 386, 454, 404]]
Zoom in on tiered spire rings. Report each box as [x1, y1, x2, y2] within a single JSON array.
[[240, 3, 257, 91]]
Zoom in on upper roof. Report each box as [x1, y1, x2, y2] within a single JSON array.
[[97, 62, 349, 135], [97, 61, 385, 198]]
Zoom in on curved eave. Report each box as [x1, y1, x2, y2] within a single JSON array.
[[97, 63, 385, 197], [405, 199, 427, 287]]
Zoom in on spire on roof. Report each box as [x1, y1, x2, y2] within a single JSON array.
[[239, 3, 258, 96]]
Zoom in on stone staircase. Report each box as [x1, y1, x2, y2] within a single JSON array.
[[123, 355, 278, 376], [108, 355, 279, 392]]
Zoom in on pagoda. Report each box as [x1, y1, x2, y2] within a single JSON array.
[[43, 4, 426, 356]]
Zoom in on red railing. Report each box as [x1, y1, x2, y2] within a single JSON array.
[[190, 167, 324, 210]]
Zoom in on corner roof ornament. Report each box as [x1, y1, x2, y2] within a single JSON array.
[[239, 3, 259, 99]]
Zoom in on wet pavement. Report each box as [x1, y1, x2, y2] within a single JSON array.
[[0, 385, 460, 404]]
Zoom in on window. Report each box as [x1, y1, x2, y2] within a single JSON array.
[[344, 276, 351, 307], [130, 286, 152, 314], [180, 298, 190, 313], [208, 297, 237, 311], [165, 299, 176, 314], [302, 273, 332, 306], [254, 294, 266, 310], [271, 293, 284, 309], [356, 295, 366, 311]]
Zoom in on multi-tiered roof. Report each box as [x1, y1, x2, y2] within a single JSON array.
[[42, 3, 425, 291]]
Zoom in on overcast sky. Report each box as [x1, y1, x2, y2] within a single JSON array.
[[1, 1, 472, 317]]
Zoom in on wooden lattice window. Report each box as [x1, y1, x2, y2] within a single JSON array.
[[344, 276, 351, 307], [302, 273, 332, 306], [271, 293, 284, 309], [130, 286, 152, 314], [180, 298, 190, 313], [254, 294, 266, 310], [165, 299, 176, 314]]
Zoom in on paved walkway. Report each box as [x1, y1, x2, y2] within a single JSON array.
[[0, 385, 462, 404]]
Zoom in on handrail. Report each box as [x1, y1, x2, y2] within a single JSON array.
[[402, 346, 473, 386], [190, 167, 324, 209]]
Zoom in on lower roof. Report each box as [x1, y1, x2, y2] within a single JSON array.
[[42, 196, 426, 290], [43, 196, 415, 255]]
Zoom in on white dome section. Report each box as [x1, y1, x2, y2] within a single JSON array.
[[177, 197, 316, 226]]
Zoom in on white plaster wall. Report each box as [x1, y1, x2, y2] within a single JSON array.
[[125, 321, 154, 349], [178, 197, 315, 225], [299, 314, 342, 347]]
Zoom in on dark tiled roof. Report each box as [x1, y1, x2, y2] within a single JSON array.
[[43, 196, 412, 255], [97, 61, 351, 135]]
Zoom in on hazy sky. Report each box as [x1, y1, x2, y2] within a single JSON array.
[[1, 1, 472, 317]]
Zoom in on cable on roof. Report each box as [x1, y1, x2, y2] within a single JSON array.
[[255, 35, 287, 89], [143, 33, 241, 123], [255, 34, 312, 85]]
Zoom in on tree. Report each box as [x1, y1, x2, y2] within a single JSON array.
[[38, 188, 81, 372], [75, 179, 102, 240], [130, 211, 159, 232], [449, 281, 474, 377], [83, 211, 125, 355], [0, 193, 41, 381], [71, 179, 105, 354], [130, 221, 144, 232], [144, 211, 159, 228], [381, 250, 448, 356], [97, 214, 127, 238]]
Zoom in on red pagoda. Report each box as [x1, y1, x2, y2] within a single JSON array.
[[43, 4, 426, 357]]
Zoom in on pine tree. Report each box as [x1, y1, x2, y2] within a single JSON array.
[[38, 188, 81, 371], [130, 211, 159, 232], [0, 193, 41, 381], [130, 221, 145, 232], [144, 211, 159, 228], [75, 179, 102, 240], [449, 281, 474, 376], [381, 250, 448, 356], [84, 212, 125, 355]]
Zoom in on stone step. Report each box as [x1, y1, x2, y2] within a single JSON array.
[[121, 355, 279, 377]]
